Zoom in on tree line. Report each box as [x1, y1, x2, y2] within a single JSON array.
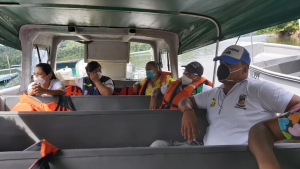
[[56, 41, 151, 61], [256, 20, 299, 37]]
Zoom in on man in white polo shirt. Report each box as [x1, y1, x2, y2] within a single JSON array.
[[151, 45, 300, 147]]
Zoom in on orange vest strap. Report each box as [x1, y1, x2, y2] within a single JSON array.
[[114, 87, 134, 95], [139, 78, 150, 95], [160, 77, 208, 110], [40, 140, 60, 157], [18, 93, 72, 111], [160, 71, 171, 86], [139, 71, 171, 95], [65, 86, 82, 96], [29, 139, 60, 169], [205, 79, 213, 87]]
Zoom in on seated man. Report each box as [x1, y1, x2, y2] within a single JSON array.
[[249, 106, 300, 169], [63, 61, 114, 95], [149, 61, 212, 110], [151, 45, 300, 147], [132, 61, 174, 95]]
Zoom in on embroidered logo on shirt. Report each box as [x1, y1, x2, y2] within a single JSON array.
[[235, 94, 247, 110], [210, 98, 216, 107]]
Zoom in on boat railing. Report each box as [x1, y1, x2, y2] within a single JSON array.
[[249, 64, 300, 95], [250, 65, 300, 83]]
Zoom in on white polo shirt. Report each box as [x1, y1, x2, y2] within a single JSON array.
[[194, 77, 293, 145]]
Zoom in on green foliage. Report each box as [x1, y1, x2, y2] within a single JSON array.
[[130, 42, 151, 52], [56, 41, 151, 61], [57, 41, 84, 61], [256, 20, 299, 35], [0, 45, 22, 69]]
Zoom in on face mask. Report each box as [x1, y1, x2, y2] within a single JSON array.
[[181, 75, 193, 85], [97, 72, 102, 79], [217, 63, 244, 82], [33, 74, 50, 85], [146, 70, 155, 78]]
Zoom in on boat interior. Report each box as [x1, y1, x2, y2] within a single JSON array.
[[0, 1, 299, 169]]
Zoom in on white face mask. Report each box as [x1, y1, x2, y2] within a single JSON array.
[[33, 74, 50, 85], [181, 75, 193, 85], [97, 72, 102, 79]]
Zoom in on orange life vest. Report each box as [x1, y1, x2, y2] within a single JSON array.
[[114, 86, 134, 95], [11, 93, 73, 111], [65, 85, 82, 95], [159, 77, 211, 110], [28, 139, 60, 169], [139, 71, 171, 95]]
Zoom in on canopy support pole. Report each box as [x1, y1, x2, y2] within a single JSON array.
[[213, 40, 219, 87], [251, 33, 254, 64], [179, 13, 220, 87]]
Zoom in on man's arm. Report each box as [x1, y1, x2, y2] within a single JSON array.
[[89, 73, 113, 95], [133, 82, 141, 95], [149, 88, 162, 109], [93, 81, 114, 95], [248, 118, 285, 169], [178, 97, 198, 112], [178, 97, 200, 142], [249, 95, 300, 169], [285, 95, 300, 112]]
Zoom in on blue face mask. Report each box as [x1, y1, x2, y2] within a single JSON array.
[[146, 70, 155, 78]]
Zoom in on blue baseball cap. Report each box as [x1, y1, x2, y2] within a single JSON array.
[[213, 45, 251, 65]]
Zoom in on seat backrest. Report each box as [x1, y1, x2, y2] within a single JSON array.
[[113, 80, 137, 87], [0, 110, 208, 151], [1, 144, 300, 169], [1, 95, 163, 111]]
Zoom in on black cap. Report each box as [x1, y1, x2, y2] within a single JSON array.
[[181, 61, 203, 76]]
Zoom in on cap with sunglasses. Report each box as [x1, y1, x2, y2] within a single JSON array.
[[181, 61, 204, 77]]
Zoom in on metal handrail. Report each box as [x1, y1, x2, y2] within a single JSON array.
[[179, 13, 220, 87], [250, 64, 300, 83]]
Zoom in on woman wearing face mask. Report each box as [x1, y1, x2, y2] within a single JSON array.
[[28, 63, 65, 96], [132, 61, 174, 95], [149, 61, 212, 110], [63, 61, 114, 95]]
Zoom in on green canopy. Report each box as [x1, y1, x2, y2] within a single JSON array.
[[1, 0, 300, 53]]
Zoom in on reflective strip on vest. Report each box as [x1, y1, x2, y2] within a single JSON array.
[[83, 83, 92, 87], [159, 77, 208, 110]]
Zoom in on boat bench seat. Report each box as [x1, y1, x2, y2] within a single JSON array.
[[0, 110, 208, 151], [0, 95, 162, 111], [113, 80, 138, 87], [1, 144, 300, 169]]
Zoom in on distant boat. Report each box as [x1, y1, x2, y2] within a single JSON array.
[[11, 65, 21, 71], [0, 72, 18, 83]]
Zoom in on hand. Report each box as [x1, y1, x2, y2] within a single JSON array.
[[181, 109, 200, 142], [133, 83, 140, 95], [32, 83, 46, 95], [149, 96, 158, 110], [89, 72, 99, 83]]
